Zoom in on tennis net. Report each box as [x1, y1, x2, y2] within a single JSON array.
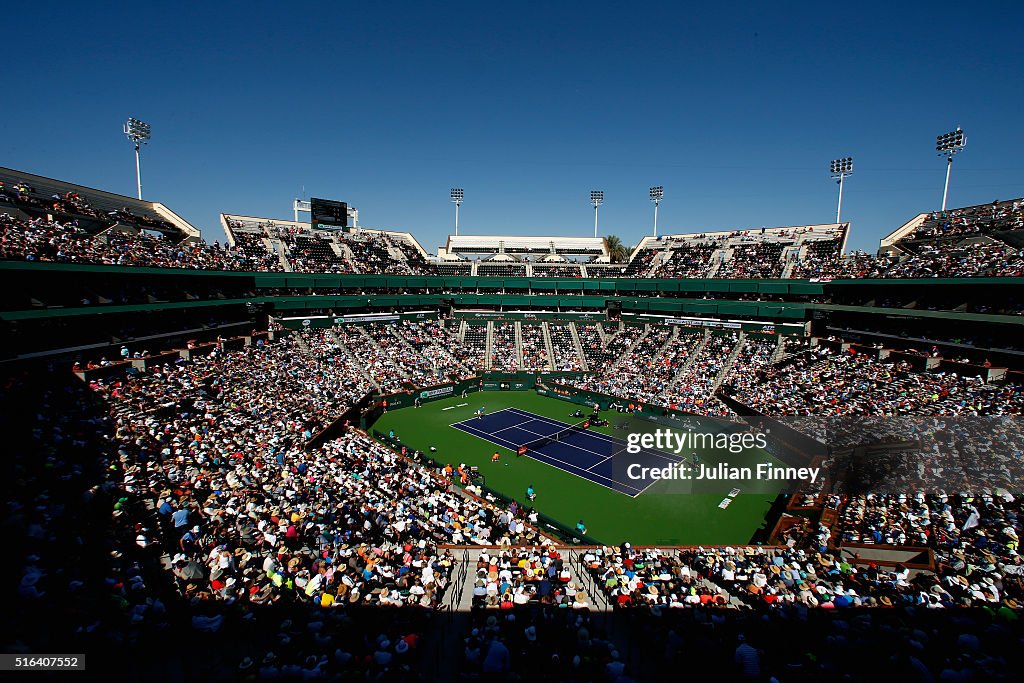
[[519, 420, 590, 454]]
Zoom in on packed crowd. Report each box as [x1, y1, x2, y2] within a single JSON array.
[[459, 324, 490, 368], [489, 323, 519, 372], [1, 179, 174, 231], [794, 243, 1024, 279], [729, 346, 1024, 417], [568, 326, 684, 404], [717, 242, 786, 279], [531, 263, 583, 278], [883, 242, 1024, 278], [657, 332, 741, 414], [548, 324, 585, 371], [384, 320, 474, 382], [910, 200, 1024, 241], [651, 241, 717, 278], [706, 335, 778, 404], [87, 335, 545, 608], [836, 491, 1024, 598], [470, 548, 583, 609], [518, 324, 551, 370], [1, 214, 279, 271], [12, 310, 1024, 680], [582, 540, 1024, 611], [332, 325, 413, 393]]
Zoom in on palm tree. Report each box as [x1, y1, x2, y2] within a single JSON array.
[[605, 235, 630, 263]]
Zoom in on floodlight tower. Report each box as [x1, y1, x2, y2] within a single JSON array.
[[649, 185, 664, 237], [590, 190, 604, 237], [829, 157, 853, 223], [936, 127, 966, 211], [123, 117, 151, 200], [450, 188, 464, 236]]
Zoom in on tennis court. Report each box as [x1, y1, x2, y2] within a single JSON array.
[[374, 391, 780, 545], [451, 407, 681, 497]]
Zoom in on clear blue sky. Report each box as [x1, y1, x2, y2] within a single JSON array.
[[4, 1, 1023, 253]]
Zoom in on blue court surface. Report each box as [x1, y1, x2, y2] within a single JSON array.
[[451, 407, 681, 497]]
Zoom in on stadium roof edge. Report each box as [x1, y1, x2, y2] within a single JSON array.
[[219, 213, 432, 257], [656, 222, 849, 241], [0, 165, 200, 240]]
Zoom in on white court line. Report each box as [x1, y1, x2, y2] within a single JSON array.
[[503, 421, 612, 463], [506, 407, 680, 464], [490, 418, 552, 436], [450, 415, 646, 497], [449, 407, 518, 430], [501, 408, 676, 496], [450, 407, 670, 497]]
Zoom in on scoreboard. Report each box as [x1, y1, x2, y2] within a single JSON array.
[[310, 197, 348, 230]]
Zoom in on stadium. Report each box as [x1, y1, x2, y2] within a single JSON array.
[[5, 4, 1024, 681]]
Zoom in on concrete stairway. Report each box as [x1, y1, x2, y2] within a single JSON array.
[[568, 322, 590, 371], [769, 335, 787, 363], [608, 325, 651, 372], [707, 248, 731, 277], [329, 329, 380, 390], [653, 325, 680, 360], [291, 333, 311, 355], [484, 322, 494, 370], [709, 332, 746, 392], [541, 322, 557, 370], [513, 322, 525, 368], [660, 329, 710, 396]]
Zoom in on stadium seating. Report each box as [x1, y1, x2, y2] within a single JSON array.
[[1, 213, 267, 270], [657, 332, 741, 414], [718, 241, 786, 278], [490, 323, 519, 371], [530, 263, 583, 278], [519, 324, 550, 370], [726, 344, 1024, 416], [0, 167, 187, 237], [908, 199, 1024, 241], [548, 324, 584, 371], [477, 263, 528, 278], [436, 262, 474, 276], [6, 174, 1024, 279], [284, 232, 354, 274], [651, 240, 717, 278], [9, 168, 1024, 683], [10, 305, 1024, 682], [460, 324, 489, 367]]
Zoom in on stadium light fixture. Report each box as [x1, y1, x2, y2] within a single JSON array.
[[649, 186, 664, 237], [829, 157, 853, 224], [590, 190, 604, 237], [123, 117, 151, 200], [450, 188, 464, 236], [936, 127, 966, 212]]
